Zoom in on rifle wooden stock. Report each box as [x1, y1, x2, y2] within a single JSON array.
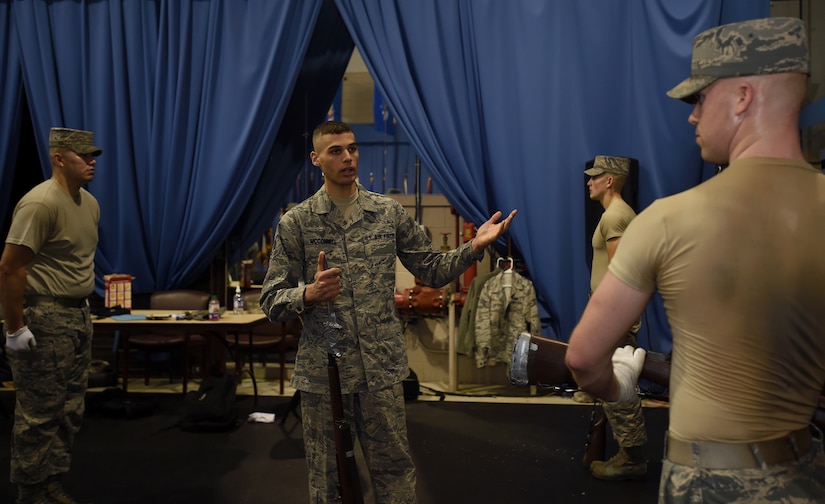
[[639, 353, 670, 388], [510, 333, 669, 388], [512, 333, 825, 432], [328, 354, 364, 504]]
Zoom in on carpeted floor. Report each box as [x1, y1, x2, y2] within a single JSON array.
[[0, 390, 667, 503]]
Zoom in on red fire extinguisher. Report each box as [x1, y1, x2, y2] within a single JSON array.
[[462, 221, 477, 291]]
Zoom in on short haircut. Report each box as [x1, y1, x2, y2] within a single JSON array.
[[312, 121, 354, 151]]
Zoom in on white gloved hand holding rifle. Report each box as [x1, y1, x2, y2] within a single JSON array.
[[609, 345, 646, 403]]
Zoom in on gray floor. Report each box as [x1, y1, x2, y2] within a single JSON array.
[[0, 381, 668, 503]]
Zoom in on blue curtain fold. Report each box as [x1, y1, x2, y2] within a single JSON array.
[[0, 0, 781, 352], [334, 0, 768, 349], [0, 0, 22, 233], [12, 0, 324, 292], [232, 0, 355, 261]]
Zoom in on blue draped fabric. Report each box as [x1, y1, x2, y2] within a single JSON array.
[[232, 0, 355, 262], [12, 0, 323, 292], [2, 0, 804, 354], [334, 0, 769, 350], [0, 0, 22, 232]]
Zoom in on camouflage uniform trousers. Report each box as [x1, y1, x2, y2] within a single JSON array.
[[301, 382, 416, 503], [6, 302, 92, 485], [603, 327, 647, 448], [603, 393, 647, 448], [658, 433, 825, 503]]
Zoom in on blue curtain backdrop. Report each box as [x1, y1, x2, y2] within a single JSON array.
[[231, 0, 355, 264], [0, 0, 22, 233], [11, 0, 324, 292], [334, 0, 769, 349], [5, 0, 815, 352]]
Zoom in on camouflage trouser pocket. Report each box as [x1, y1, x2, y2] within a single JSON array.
[[8, 329, 63, 391]]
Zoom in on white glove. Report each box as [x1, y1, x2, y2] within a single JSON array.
[[5, 326, 37, 351], [610, 345, 646, 403]]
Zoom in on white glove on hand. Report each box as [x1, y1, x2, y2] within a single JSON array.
[[5, 326, 37, 351], [610, 345, 646, 403]]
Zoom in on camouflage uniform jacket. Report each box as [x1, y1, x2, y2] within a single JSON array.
[[473, 269, 540, 368], [260, 184, 482, 394]]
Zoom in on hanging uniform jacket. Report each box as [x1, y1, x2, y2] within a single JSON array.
[[473, 269, 540, 368], [456, 271, 494, 356]]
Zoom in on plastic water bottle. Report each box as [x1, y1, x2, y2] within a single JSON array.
[[208, 295, 221, 320], [233, 286, 244, 315]]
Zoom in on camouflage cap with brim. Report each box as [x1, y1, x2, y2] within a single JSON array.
[[584, 155, 630, 177], [667, 17, 809, 103], [49, 127, 103, 156]]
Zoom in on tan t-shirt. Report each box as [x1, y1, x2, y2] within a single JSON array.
[[6, 179, 99, 298], [610, 157, 825, 442], [591, 198, 636, 292], [330, 191, 359, 224]]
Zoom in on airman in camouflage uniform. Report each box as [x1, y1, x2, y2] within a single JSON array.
[[1, 127, 101, 504], [659, 17, 822, 503], [581, 155, 648, 480], [568, 17, 825, 504], [260, 121, 516, 503]]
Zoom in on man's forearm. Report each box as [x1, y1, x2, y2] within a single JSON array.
[[570, 363, 620, 402], [0, 266, 27, 332]]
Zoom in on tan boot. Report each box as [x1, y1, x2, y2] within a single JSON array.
[[573, 390, 595, 403], [45, 476, 80, 504], [16, 482, 49, 504], [589, 447, 647, 481]]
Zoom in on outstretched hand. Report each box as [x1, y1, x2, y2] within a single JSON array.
[[472, 209, 518, 254]]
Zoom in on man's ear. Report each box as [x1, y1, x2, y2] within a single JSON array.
[[310, 152, 320, 166], [735, 81, 755, 115]]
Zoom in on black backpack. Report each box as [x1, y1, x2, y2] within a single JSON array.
[[179, 374, 239, 432]]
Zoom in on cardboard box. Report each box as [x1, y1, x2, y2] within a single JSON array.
[[104, 274, 134, 309]]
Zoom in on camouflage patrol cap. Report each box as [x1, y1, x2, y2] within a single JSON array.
[[584, 156, 630, 177], [48, 127, 102, 156], [667, 17, 809, 103]]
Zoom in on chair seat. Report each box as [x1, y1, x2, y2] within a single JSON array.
[[223, 333, 282, 349], [222, 331, 298, 401], [222, 289, 301, 400], [122, 289, 212, 394], [130, 333, 207, 347]]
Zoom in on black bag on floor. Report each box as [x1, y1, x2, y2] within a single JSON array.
[[180, 374, 239, 432], [88, 388, 157, 420]]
